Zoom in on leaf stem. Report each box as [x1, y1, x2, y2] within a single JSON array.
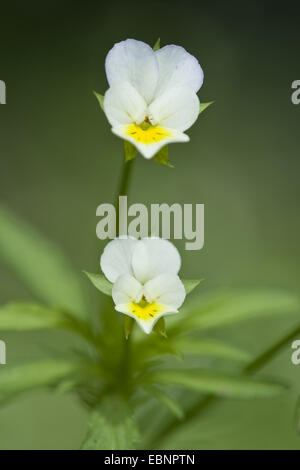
[[148, 321, 300, 448]]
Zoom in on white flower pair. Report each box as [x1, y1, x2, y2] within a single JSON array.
[[103, 39, 204, 159], [100, 237, 186, 334]]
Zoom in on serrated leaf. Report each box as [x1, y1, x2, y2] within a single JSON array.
[[0, 205, 86, 315], [94, 91, 105, 111], [174, 337, 250, 362], [154, 146, 173, 168], [182, 279, 204, 295], [153, 317, 167, 337], [146, 386, 184, 420], [81, 395, 140, 450], [199, 101, 214, 115], [0, 360, 83, 403], [153, 38, 160, 51], [180, 289, 300, 331], [124, 140, 137, 162], [84, 271, 112, 297], [148, 369, 286, 399], [0, 302, 68, 330]]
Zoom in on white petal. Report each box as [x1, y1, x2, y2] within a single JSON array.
[[154, 44, 203, 98], [148, 85, 200, 132], [100, 237, 138, 283], [144, 273, 186, 309], [111, 125, 189, 159], [132, 238, 181, 283], [103, 81, 147, 127], [105, 39, 159, 104], [112, 274, 143, 305]]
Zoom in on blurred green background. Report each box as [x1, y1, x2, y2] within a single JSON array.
[[0, 0, 300, 449]]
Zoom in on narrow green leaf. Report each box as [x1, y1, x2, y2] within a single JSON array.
[[146, 386, 184, 420], [180, 289, 300, 331], [199, 101, 214, 115], [0, 360, 83, 403], [182, 279, 204, 295], [0, 205, 86, 315], [81, 395, 140, 450], [124, 140, 137, 162], [149, 369, 286, 399], [0, 302, 68, 330], [154, 146, 173, 168], [174, 337, 250, 362], [153, 38, 160, 51], [94, 91, 105, 111], [124, 316, 134, 340], [84, 271, 112, 297]]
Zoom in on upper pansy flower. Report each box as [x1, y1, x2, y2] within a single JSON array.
[[103, 39, 204, 159], [100, 237, 186, 334]]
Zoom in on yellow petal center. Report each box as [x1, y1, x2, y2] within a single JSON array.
[[129, 300, 165, 320], [126, 122, 171, 144]]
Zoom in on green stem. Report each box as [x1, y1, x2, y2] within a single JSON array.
[[149, 322, 300, 449], [115, 157, 135, 236]]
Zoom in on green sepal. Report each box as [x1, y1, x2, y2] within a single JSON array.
[[94, 91, 105, 112], [124, 140, 137, 162], [153, 38, 160, 51], [153, 317, 167, 338], [154, 145, 173, 168], [199, 101, 214, 115], [182, 279, 204, 295], [124, 316, 134, 340], [83, 271, 112, 296]]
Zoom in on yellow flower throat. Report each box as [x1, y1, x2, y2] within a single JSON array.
[[126, 121, 171, 145], [129, 299, 165, 320]]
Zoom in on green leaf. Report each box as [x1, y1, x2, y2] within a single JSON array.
[[153, 38, 160, 51], [148, 369, 286, 399], [0, 302, 68, 330], [0, 360, 83, 403], [124, 316, 134, 340], [94, 91, 105, 111], [174, 337, 250, 362], [180, 289, 300, 331], [182, 279, 204, 295], [146, 386, 184, 420], [153, 317, 167, 338], [84, 271, 112, 297], [0, 205, 86, 315], [81, 395, 140, 450], [154, 146, 173, 168], [124, 140, 137, 162], [199, 101, 214, 115]]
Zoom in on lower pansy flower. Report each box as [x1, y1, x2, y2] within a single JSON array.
[[100, 237, 186, 334]]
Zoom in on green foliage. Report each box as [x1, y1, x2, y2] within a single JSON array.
[[177, 289, 300, 332], [84, 271, 112, 296], [153, 317, 167, 338], [0, 360, 84, 403], [154, 146, 173, 168], [174, 337, 250, 362], [0, 205, 86, 315], [94, 91, 105, 111], [0, 302, 68, 330], [124, 140, 137, 161], [146, 386, 184, 420], [147, 369, 286, 399], [124, 316, 134, 339], [81, 395, 140, 450]]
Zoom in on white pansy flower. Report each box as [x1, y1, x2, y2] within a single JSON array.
[[103, 39, 203, 159], [100, 237, 186, 334]]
